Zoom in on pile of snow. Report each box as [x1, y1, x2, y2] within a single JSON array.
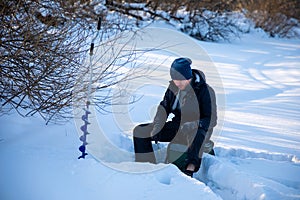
[[1, 27, 300, 200]]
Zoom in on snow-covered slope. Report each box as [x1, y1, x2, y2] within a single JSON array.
[[0, 28, 299, 200]]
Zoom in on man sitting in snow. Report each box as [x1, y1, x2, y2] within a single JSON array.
[[133, 57, 217, 177]]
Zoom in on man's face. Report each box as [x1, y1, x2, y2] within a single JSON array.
[[173, 79, 191, 90]]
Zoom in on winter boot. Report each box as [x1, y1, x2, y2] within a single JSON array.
[[165, 143, 189, 172], [203, 140, 215, 156]]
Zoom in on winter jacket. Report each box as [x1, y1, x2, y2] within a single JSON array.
[[153, 69, 217, 134]]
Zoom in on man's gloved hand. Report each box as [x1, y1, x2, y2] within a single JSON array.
[[180, 121, 198, 133]]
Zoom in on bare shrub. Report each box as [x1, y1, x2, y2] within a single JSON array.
[[0, 0, 147, 123], [240, 0, 300, 38]]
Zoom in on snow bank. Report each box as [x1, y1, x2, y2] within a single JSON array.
[[1, 27, 300, 200]]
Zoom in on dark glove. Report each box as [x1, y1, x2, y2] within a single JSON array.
[[183, 169, 194, 177], [180, 121, 198, 133]]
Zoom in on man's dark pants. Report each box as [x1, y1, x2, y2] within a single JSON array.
[[133, 121, 205, 166]]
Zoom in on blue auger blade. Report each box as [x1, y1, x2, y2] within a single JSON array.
[[78, 145, 88, 159], [80, 125, 87, 132], [79, 145, 86, 153], [81, 114, 87, 120], [83, 108, 91, 114], [81, 115, 90, 124], [78, 152, 88, 159], [79, 135, 86, 142]]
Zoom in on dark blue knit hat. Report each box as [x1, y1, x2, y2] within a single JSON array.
[[170, 57, 192, 80]]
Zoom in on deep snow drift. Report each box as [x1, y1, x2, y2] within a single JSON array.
[[0, 27, 299, 200]]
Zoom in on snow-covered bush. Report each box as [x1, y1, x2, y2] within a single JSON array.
[[178, 10, 252, 42], [106, 0, 300, 40], [105, 1, 249, 42], [246, 10, 300, 38], [240, 0, 300, 38]]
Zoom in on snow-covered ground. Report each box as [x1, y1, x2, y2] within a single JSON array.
[[1, 26, 300, 200]]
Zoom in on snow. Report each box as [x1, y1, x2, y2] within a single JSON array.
[[1, 25, 300, 200]]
